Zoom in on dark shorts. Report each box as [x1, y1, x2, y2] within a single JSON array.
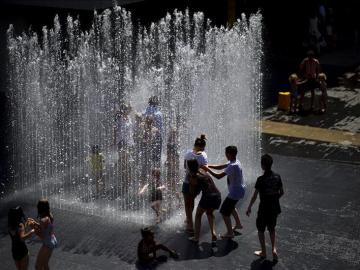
[[182, 182, 190, 194], [199, 193, 221, 210], [256, 212, 278, 232], [181, 182, 200, 196], [150, 189, 163, 202], [12, 247, 28, 261], [305, 79, 319, 91], [219, 197, 238, 216]]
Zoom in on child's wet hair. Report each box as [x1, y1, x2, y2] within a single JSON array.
[[91, 145, 99, 153], [37, 199, 53, 221], [261, 154, 273, 170], [318, 73, 327, 81], [8, 206, 25, 229], [194, 134, 207, 149], [141, 227, 154, 238], [225, 145, 238, 156], [289, 73, 298, 82], [152, 168, 161, 178], [187, 159, 199, 173], [148, 96, 159, 106]]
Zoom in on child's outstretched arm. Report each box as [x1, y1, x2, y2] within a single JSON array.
[[139, 184, 149, 195], [246, 190, 259, 216], [207, 163, 228, 170], [18, 223, 35, 241], [155, 244, 178, 258], [205, 167, 226, 179]]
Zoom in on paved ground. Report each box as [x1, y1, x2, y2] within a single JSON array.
[[262, 75, 360, 164], [0, 154, 359, 270]]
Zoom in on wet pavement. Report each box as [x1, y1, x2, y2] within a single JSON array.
[[0, 154, 359, 270]]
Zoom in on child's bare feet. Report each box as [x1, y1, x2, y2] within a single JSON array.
[[272, 249, 278, 262], [254, 250, 266, 259], [188, 236, 199, 244], [232, 224, 243, 231]]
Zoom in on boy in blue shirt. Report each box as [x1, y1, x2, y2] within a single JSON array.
[[206, 146, 246, 238]]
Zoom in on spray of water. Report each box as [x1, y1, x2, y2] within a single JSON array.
[[7, 5, 262, 224]]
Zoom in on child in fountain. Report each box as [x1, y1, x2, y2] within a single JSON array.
[[205, 146, 246, 239], [8, 206, 35, 270], [141, 116, 161, 184], [139, 168, 165, 223], [246, 154, 284, 262], [318, 73, 328, 113], [137, 227, 178, 268], [90, 145, 105, 196], [28, 199, 58, 270]]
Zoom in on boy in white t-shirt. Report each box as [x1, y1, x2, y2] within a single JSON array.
[[205, 145, 246, 238]]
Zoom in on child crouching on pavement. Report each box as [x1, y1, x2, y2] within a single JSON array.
[[137, 227, 178, 269]]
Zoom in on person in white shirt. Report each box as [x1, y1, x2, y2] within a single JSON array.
[[182, 134, 208, 233], [205, 146, 246, 239]]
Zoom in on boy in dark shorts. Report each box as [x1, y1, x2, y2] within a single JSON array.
[[206, 146, 246, 239], [246, 154, 284, 261]]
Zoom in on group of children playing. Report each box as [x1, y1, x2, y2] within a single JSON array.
[[8, 199, 57, 270], [8, 135, 284, 269], [137, 134, 284, 268], [89, 96, 180, 206]]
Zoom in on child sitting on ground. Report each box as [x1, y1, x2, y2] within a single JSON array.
[[318, 72, 328, 113], [139, 169, 165, 223], [137, 227, 178, 268]]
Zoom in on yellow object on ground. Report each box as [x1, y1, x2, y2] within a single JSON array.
[[261, 120, 360, 146], [278, 92, 291, 111]]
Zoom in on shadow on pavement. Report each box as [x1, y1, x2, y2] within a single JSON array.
[[166, 232, 239, 261], [134, 235, 239, 269], [251, 258, 278, 270]]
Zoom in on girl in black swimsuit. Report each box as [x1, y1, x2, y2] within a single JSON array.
[[187, 160, 222, 243], [8, 206, 35, 270]]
